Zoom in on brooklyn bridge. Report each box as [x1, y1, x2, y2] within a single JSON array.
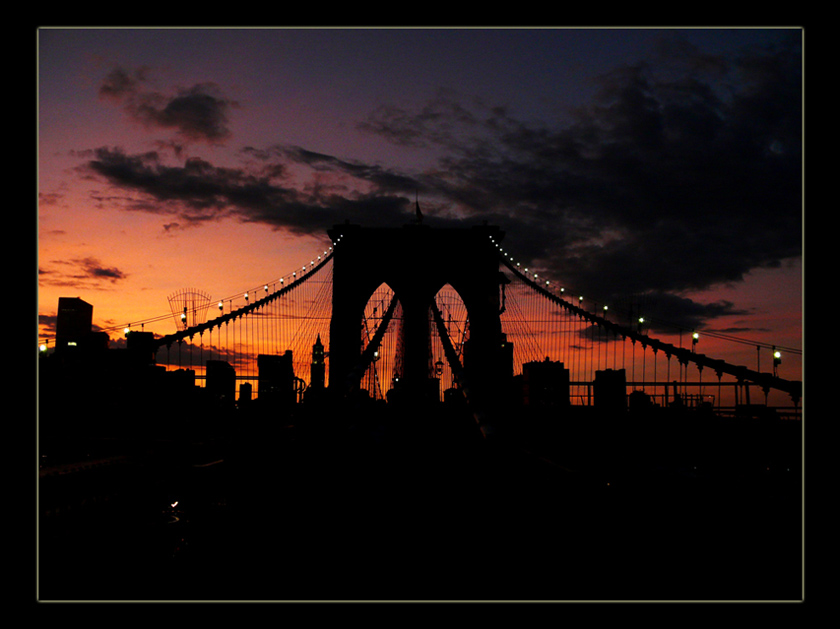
[[37, 221, 803, 602]]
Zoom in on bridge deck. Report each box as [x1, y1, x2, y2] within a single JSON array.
[[39, 404, 802, 602]]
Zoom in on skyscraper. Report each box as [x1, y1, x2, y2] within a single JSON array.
[[55, 297, 93, 352]]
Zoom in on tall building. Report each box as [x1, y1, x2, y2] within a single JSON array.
[[258, 351, 296, 405], [55, 297, 93, 352], [310, 334, 325, 390], [522, 358, 570, 407], [125, 330, 155, 365], [206, 360, 236, 405], [593, 368, 627, 413]]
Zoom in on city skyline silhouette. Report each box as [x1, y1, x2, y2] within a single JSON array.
[[37, 26, 803, 603]]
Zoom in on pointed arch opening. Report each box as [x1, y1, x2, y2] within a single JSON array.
[[359, 282, 401, 401], [431, 283, 469, 402]]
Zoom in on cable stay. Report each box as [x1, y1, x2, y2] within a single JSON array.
[[345, 292, 400, 394], [500, 255, 801, 404], [154, 251, 334, 350]]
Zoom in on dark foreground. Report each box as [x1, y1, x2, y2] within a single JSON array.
[[38, 404, 803, 602]]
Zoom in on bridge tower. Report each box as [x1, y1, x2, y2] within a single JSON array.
[[327, 221, 508, 410]]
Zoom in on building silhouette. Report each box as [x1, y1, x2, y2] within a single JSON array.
[[257, 351, 296, 406], [594, 368, 627, 413], [206, 360, 236, 406], [304, 335, 327, 404], [521, 358, 570, 407], [239, 381, 252, 405], [310, 334, 325, 390], [54, 296, 109, 355], [55, 297, 92, 348]]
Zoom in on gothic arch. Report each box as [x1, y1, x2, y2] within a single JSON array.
[[327, 222, 508, 405]]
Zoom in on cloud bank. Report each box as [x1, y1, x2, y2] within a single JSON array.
[[40, 256, 128, 290], [77, 36, 801, 330], [99, 66, 238, 144]]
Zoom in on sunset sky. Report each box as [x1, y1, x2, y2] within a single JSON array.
[[37, 27, 803, 383]]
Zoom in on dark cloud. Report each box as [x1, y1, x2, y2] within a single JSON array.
[[357, 35, 801, 317], [38, 313, 58, 336], [80, 146, 419, 235], [79, 36, 801, 330], [39, 191, 65, 207], [610, 292, 750, 336], [99, 66, 238, 144], [278, 145, 421, 193], [80, 257, 127, 281], [357, 89, 482, 149], [98, 66, 146, 100], [40, 256, 128, 289]]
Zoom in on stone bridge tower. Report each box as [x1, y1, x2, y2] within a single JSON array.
[[327, 221, 509, 410]]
